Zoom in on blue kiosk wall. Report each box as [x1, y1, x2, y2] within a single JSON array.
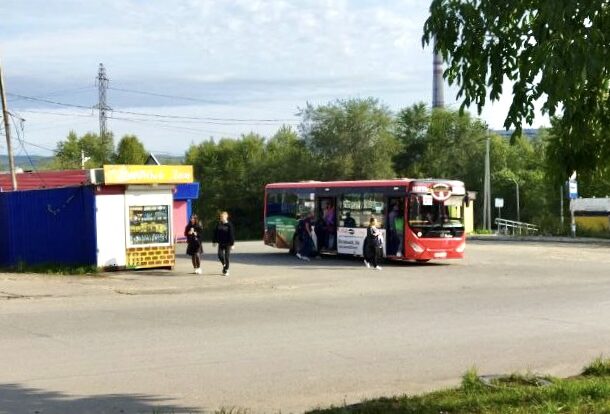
[[0, 186, 97, 267]]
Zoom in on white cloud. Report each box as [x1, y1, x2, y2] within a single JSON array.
[[1, 0, 550, 155]]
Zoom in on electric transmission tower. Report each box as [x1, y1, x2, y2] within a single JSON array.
[[95, 63, 111, 162]]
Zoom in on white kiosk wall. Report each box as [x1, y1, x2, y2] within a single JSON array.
[[95, 193, 127, 267]]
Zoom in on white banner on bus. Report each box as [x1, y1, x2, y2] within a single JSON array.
[[337, 227, 386, 256]]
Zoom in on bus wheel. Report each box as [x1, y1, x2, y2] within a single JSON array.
[[416, 259, 430, 263]]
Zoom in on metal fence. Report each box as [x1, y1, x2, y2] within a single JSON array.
[[495, 218, 539, 236]]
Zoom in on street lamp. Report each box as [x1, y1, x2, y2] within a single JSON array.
[[510, 177, 520, 222]]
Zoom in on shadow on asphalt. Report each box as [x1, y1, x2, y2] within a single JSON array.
[[191, 250, 449, 268], [0, 383, 202, 413]]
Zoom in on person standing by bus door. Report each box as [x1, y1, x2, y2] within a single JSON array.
[[296, 211, 315, 261], [185, 214, 204, 274], [363, 217, 383, 270], [213, 211, 235, 276]]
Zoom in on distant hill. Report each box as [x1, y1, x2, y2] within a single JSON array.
[[0, 155, 53, 171], [0, 154, 185, 172], [492, 128, 541, 139]]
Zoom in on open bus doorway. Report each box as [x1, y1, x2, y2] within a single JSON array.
[[386, 197, 405, 257], [316, 197, 337, 252]]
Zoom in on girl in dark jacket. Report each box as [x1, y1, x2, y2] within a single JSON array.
[[212, 211, 235, 276], [185, 214, 204, 274], [363, 217, 383, 270]]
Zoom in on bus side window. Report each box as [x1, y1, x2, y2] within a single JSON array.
[[363, 193, 385, 228], [340, 193, 362, 227], [297, 194, 315, 218]]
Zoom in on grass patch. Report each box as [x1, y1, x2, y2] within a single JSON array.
[[307, 358, 610, 414], [472, 229, 495, 235], [582, 357, 610, 377], [1, 261, 99, 275]]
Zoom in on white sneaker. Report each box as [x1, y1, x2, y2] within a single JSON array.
[[364, 260, 370, 268], [296, 253, 303, 260], [375, 266, 383, 271], [224, 270, 230, 276], [195, 268, 202, 274], [302, 256, 310, 262]]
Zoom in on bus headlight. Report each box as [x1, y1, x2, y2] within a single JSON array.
[[409, 241, 425, 253], [455, 243, 466, 253]]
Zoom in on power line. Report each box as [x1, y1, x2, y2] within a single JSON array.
[[7, 93, 298, 124], [7, 93, 92, 110], [8, 86, 93, 102], [10, 113, 48, 187], [108, 86, 297, 122], [109, 115, 240, 138], [108, 86, 224, 105], [16, 109, 95, 118]]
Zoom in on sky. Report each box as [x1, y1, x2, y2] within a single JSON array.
[[0, 0, 548, 157]]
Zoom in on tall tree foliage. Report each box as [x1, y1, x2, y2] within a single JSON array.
[[299, 98, 399, 180], [54, 131, 116, 169], [185, 133, 269, 238], [114, 134, 148, 164], [394, 104, 548, 224], [423, 1, 610, 166]]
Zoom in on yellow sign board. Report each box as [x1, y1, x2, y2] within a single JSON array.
[[103, 165, 194, 185]]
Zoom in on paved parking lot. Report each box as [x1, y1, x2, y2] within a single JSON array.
[[1, 240, 609, 413]]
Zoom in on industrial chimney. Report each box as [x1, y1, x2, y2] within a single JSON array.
[[432, 41, 444, 108]]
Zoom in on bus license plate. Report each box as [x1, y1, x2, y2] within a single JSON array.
[[434, 252, 447, 258]]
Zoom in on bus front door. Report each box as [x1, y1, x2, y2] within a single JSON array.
[[386, 197, 405, 257], [316, 197, 337, 252]]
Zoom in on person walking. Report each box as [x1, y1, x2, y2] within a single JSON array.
[[184, 214, 204, 274], [363, 217, 383, 270], [213, 211, 235, 276]]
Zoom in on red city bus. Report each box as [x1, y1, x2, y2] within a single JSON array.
[[264, 179, 468, 262]]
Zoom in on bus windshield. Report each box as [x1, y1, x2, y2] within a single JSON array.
[[408, 194, 465, 238]]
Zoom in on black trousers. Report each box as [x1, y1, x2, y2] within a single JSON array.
[[218, 245, 231, 271], [191, 254, 201, 269]]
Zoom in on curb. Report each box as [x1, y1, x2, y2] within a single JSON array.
[[468, 234, 610, 246]]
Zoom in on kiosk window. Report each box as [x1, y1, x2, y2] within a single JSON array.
[[129, 205, 170, 245]]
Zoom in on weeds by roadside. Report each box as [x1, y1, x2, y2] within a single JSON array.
[[307, 357, 610, 414], [0, 261, 99, 275]]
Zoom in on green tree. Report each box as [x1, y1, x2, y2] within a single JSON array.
[[394, 104, 488, 182], [264, 125, 314, 182], [54, 131, 115, 169], [185, 133, 268, 239], [545, 118, 610, 197], [394, 104, 549, 225], [423, 0, 610, 147], [114, 134, 148, 164], [298, 98, 399, 180]]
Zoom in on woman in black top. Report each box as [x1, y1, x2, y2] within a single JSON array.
[[212, 211, 235, 276], [363, 217, 383, 270], [185, 214, 204, 274]]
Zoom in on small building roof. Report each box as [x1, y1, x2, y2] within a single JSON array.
[[0, 170, 90, 191]]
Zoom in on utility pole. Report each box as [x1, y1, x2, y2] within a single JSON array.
[[483, 137, 491, 230], [0, 59, 18, 190], [95, 63, 111, 163], [81, 149, 91, 170], [560, 185, 564, 226], [512, 177, 520, 222]]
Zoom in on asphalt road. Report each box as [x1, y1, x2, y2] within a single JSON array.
[[1, 240, 609, 413]]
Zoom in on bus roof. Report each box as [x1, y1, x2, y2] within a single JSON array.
[[265, 178, 464, 190]]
